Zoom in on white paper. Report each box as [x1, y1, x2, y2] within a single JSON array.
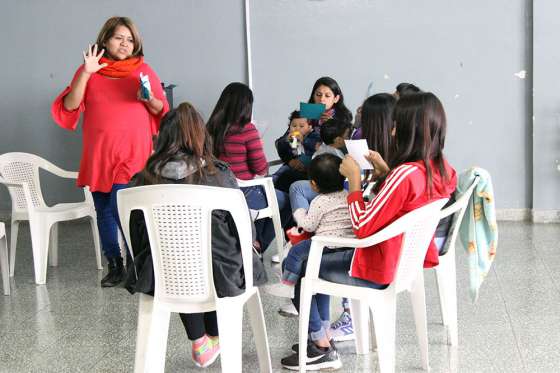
[[344, 139, 373, 170]]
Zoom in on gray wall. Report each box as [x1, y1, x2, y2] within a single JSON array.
[[0, 0, 247, 210], [250, 0, 532, 210], [1, 0, 556, 214], [533, 1, 560, 212]]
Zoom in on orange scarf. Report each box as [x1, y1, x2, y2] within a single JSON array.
[[98, 56, 144, 78]]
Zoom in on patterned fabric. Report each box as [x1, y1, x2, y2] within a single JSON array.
[[219, 123, 268, 180], [293, 190, 353, 239], [457, 167, 498, 302]]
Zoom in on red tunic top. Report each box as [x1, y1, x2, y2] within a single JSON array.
[[51, 63, 169, 193], [347, 159, 457, 285]]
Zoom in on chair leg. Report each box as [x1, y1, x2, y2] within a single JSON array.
[[371, 296, 396, 373], [445, 254, 459, 346], [350, 299, 370, 354], [435, 266, 448, 326], [48, 223, 58, 267], [89, 216, 103, 270], [135, 293, 154, 373], [9, 220, 19, 277], [298, 279, 313, 373], [143, 302, 170, 373], [29, 220, 51, 285], [0, 235, 10, 295], [410, 274, 430, 371], [216, 296, 245, 373], [246, 289, 272, 373]]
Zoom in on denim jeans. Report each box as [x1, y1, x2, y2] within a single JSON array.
[[288, 180, 318, 212], [281, 239, 312, 284], [291, 249, 387, 341], [91, 184, 128, 259], [241, 185, 290, 251]]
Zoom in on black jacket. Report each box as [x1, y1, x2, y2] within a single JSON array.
[[123, 158, 267, 298]]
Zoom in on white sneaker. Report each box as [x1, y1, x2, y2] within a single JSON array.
[[272, 241, 292, 263], [278, 302, 299, 317], [263, 282, 295, 298], [271, 254, 281, 263]]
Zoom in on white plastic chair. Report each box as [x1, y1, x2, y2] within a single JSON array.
[[0, 222, 10, 295], [236, 177, 284, 262], [117, 184, 272, 373], [0, 152, 102, 284], [298, 199, 448, 373], [434, 176, 479, 346]]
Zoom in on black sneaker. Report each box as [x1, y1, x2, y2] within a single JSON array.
[[291, 339, 336, 353], [281, 342, 342, 371]]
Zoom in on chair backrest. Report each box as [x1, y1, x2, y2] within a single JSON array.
[[438, 176, 480, 256], [117, 184, 254, 308], [391, 198, 449, 293], [0, 222, 5, 239], [0, 152, 48, 212]]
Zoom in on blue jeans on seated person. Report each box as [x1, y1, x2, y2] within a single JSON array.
[[289, 180, 318, 212], [91, 183, 128, 259], [291, 249, 387, 341], [281, 239, 312, 285], [242, 185, 290, 251]]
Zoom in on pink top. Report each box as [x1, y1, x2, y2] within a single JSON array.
[[51, 63, 169, 193]]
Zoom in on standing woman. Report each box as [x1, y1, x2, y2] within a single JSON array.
[[207, 82, 290, 252], [51, 17, 169, 287]]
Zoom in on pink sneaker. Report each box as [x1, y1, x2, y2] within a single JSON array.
[[191, 335, 220, 368]]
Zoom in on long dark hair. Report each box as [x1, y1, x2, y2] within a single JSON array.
[[207, 82, 254, 157], [378, 92, 448, 195], [307, 77, 353, 123], [141, 102, 216, 184], [361, 93, 396, 160]]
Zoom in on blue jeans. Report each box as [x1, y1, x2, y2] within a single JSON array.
[[91, 184, 128, 259], [241, 185, 290, 251], [289, 180, 318, 212], [292, 249, 387, 341], [282, 239, 312, 284]]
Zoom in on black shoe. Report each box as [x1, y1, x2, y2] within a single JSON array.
[[101, 257, 125, 288], [291, 339, 336, 353], [281, 342, 342, 371]]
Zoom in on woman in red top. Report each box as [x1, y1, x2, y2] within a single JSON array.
[[281, 92, 457, 370], [51, 17, 169, 287]]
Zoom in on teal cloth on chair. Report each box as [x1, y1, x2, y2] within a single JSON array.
[[456, 167, 498, 302]]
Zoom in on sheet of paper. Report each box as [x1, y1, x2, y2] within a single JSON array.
[[299, 102, 326, 120], [344, 139, 373, 170]]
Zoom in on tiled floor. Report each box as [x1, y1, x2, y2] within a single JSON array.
[[0, 221, 559, 372]]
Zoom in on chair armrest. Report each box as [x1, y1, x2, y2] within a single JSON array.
[[236, 177, 273, 188], [83, 186, 94, 205], [40, 162, 78, 180]]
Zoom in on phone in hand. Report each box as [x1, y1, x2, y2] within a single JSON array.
[[140, 73, 151, 100]]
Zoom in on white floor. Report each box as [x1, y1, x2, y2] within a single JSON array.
[[0, 220, 559, 372]]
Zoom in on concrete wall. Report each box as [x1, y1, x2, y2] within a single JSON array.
[[533, 0, 560, 220], [0, 0, 246, 210], [3, 0, 557, 218]]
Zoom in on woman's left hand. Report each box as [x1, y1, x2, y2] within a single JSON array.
[[137, 88, 153, 102]]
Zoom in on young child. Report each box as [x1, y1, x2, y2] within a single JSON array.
[[273, 110, 320, 193], [307, 77, 353, 132], [313, 118, 351, 159], [280, 154, 354, 293]]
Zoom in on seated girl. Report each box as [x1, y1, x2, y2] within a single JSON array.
[[281, 92, 457, 371], [125, 102, 267, 369]]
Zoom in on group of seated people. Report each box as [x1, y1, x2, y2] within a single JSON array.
[[124, 77, 457, 370]]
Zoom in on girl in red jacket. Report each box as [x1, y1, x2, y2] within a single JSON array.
[[281, 92, 457, 371]]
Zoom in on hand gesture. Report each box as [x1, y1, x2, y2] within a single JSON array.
[[365, 150, 390, 179], [82, 44, 107, 74]]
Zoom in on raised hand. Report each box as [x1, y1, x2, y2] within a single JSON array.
[[365, 150, 390, 179], [82, 44, 107, 74]]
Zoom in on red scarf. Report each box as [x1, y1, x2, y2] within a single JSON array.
[[98, 56, 144, 78]]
